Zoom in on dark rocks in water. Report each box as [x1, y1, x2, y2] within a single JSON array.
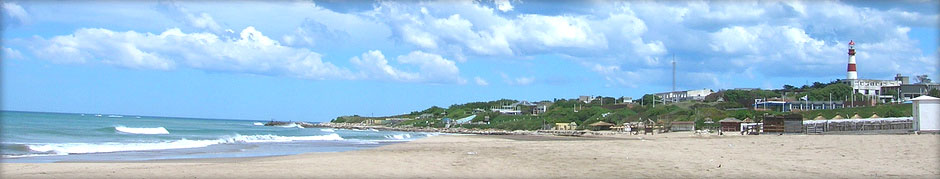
[[264, 121, 291, 126]]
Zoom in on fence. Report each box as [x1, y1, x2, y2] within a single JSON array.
[[803, 117, 913, 134]]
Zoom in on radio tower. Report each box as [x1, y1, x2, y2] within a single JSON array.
[[847, 40, 857, 80], [672, 55, 676, 92]]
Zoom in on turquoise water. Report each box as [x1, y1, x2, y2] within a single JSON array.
[[0, 111, 433, 162]]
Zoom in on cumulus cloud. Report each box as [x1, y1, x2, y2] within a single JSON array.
[[494, 0, 513, 12], [26, 27, 352, 79], [2, 2, 29, 26], [371, 1, 620, 58], [350, 50, 465, 84], [156, 1, 233, 37]]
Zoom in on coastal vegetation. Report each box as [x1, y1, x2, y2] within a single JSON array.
[[333, 80, 919, 131]]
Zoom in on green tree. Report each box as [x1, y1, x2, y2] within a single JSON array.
[[929, 88, 940, 98]]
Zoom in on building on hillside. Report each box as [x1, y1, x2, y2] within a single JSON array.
[[654, 88, 714, 103], [578, 96, 596, 103], [364, 119, 385, 125], [492, 101, 527, 115], [532, 102, 553, 115], [881, 76, 940, 102], [620, 97, 634, 104], [417, 113, 434, 119]]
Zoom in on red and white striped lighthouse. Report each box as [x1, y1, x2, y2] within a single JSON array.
[[847, 40, 857, 80]]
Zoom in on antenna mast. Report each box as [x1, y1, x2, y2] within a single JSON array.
[[672, 55, 676, 92]]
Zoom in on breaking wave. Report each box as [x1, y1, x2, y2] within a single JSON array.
[[25, 134, 344, 155], [114, 126, 170, 135]]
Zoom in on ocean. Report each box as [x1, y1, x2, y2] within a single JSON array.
[[0, 111, 435, 163]]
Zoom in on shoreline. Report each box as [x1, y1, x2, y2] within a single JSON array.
[[3, 132, 938, 178]]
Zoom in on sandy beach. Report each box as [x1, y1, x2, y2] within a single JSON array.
[[3, 132, 938, 178]]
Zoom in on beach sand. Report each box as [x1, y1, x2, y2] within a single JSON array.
[[3, 132, 938, 178]]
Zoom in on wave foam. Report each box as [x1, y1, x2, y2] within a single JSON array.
[[276, 123, 304, 128], [320, 128, 335, 132], [115, 126, 169, 135], [384, 134, 412, 140], [253, 122, 264, 126], [26, 134, 344, 155]]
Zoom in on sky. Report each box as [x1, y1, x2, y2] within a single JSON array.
[[2, 0, 938, 122]]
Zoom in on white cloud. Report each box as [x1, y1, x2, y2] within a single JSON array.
[[350, 50, 465, 84], [494, 0, 513, 12], [500, 73, 534, 85], [474, 76, 489, 86], [3, 47, 24, 60], [27, 27, 352, 79], [157, 1, 233, 37], [2, 2, 29, 26], [350, 50, 420, 81], [514, 77, 535, 85]]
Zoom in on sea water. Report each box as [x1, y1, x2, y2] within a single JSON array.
[[0, 111, 435, 163]]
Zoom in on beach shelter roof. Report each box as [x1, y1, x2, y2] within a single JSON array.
[[719, 118, 742, 123], [832, 114, 844, 120], [589, 121, 614, 127], [743, 117, 754, 123], [870, 113, 880, 118], [911, 95, 940, 101], [814, 115, 827, 120], [851, 113, 862, 119]]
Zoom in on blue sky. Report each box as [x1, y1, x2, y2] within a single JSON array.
[[2, 0, 938, 121]]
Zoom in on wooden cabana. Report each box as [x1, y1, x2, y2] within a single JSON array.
[[719, 118, 743, 132], [589, 121, 614, 131], [762, 114, 803, 133]]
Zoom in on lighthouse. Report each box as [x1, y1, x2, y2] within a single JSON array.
[[847, 40, 857, 80]]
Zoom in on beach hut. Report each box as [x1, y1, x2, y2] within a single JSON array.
[[589, 121, 614, 131], [762, 114, 803, 133], [719, 118, 743, 132], [911, 96, 940, 132], [670, 121, 695, 132], [869, 112, 880, 118]]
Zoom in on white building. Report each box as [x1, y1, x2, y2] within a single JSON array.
[[654, 88, 714, 103], [841, 79, 901, 96]]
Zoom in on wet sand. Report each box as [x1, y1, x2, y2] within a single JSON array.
[[3, 132, 938, 178]]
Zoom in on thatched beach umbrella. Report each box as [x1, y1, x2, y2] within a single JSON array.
[[851, 113, 862, 119], [831, 114, 844, 120], [869, 112, 880, 118]]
